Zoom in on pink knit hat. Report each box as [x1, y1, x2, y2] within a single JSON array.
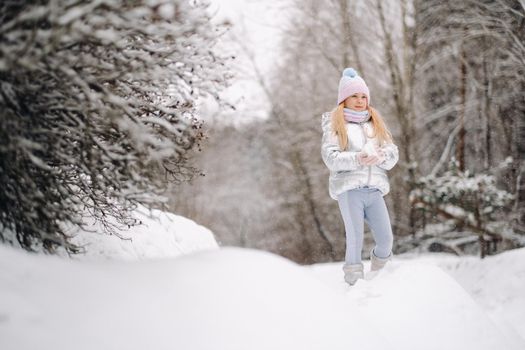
[[337, 68, 370, 105]]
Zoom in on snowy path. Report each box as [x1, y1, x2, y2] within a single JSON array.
[[1, 244, 524, 350], [310, 259, 525, 349]]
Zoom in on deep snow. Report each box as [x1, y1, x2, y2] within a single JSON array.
[[63, 204, 219, 260], [1, 208, 524, 350], [310, 255, 525, 349]]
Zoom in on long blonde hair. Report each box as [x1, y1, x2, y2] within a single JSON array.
[[332, 102, 393, 150]]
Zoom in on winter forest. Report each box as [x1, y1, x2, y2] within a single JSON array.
[[170, 0, 525, 263], [1, 1, 525, 349]]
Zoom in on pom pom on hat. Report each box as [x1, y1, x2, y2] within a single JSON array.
[[342, 68, 358, 78], [337, 67, 370, 105]]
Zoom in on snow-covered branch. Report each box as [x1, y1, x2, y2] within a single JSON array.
[[0, 0, 232, 253]]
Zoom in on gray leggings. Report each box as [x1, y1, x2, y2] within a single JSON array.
[[337, 187, 393, 265]]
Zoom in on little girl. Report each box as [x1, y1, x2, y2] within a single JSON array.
[[321, 68, 399, 286]]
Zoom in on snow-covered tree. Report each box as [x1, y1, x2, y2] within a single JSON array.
[[410, 158, 522, 257], [416, 0, 525, 241], [0, 0, 231, 253]]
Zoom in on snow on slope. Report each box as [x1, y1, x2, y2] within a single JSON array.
[[310, 258, 524, 350], [0, 246, 387, 350], [407, 249, 525, 341], [63, 205, 219, 261], [1, 244, 524, 350]]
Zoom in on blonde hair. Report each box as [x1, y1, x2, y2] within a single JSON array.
[[332, 102, 393, 150]]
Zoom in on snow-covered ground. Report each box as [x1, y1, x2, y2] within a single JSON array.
[[63, 204, 219, 261], [310, 252, 525, 349], [415, 251, 525, 341], [1, 208, 524, 350]]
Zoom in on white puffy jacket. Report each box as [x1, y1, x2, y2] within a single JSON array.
[[321, 112, 399, 200]]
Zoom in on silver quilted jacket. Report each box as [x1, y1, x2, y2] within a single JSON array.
[[321, 112, 399, 200]]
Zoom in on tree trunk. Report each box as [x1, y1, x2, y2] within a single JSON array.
[[376, 0, 418, 236], [456, 37, 467, 172], [339, 0, 365, 75], [482, 54, 492, 170]]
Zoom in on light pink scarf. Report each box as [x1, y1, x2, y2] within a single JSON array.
[[344, 108, 370, 124]]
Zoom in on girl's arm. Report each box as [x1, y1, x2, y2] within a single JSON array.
[[376, 143, 399, 170], [321, 113, 361, 172]]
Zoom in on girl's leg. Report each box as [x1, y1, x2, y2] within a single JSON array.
[[337, 190, 365, 265], [364, 191, 394, 259]]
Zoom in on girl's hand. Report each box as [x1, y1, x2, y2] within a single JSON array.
[[376, 148, 386, 164], [358, 150, 385, 166], [358, 152, 377, 165]]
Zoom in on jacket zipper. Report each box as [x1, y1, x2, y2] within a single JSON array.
[[360, 123, 372, 185]]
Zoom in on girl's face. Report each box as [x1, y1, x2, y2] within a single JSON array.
[[344, 93, 368, 111]]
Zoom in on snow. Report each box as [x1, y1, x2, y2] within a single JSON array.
[[0, 246, 387, 350], [310, 258, 525, 350], [408, 251, 525, 340], [157, 3, 176, 19], [1, 208, 524, 349], [64, 205, 219, 261]]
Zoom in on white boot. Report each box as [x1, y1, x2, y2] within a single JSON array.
[[370, 248, 392, 272], [343, 263, 364, 286]]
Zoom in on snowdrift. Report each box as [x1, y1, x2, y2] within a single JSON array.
[[0, 246, 386, 350], [312, 259, 524, 350], [64, 205, 219, 260], [1, 245, 523, 350], [413, 249, 525, 341]]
